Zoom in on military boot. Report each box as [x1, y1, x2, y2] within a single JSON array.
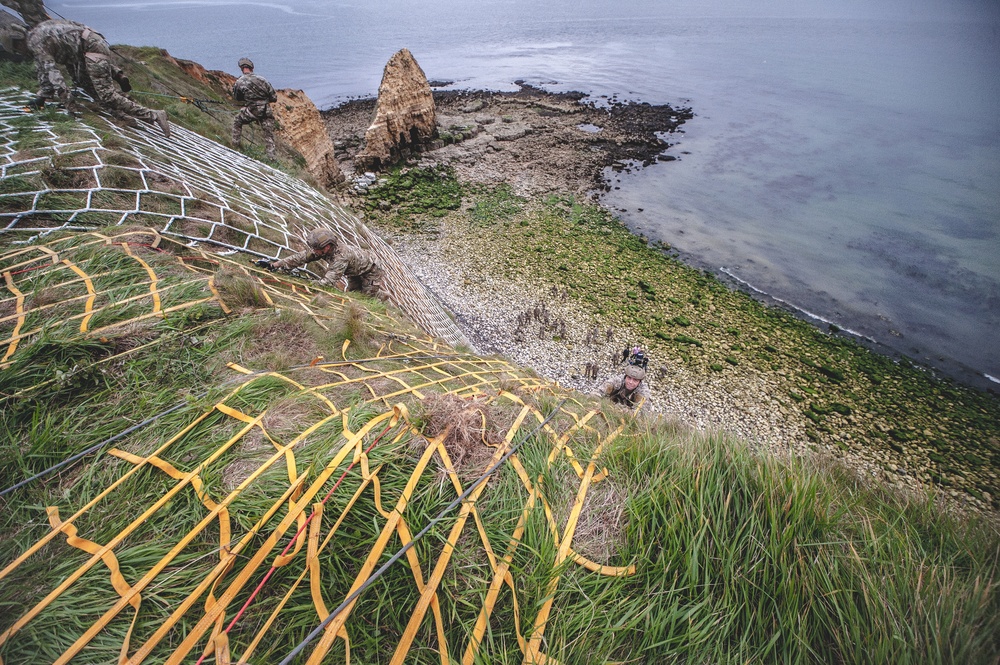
[[153, 110, 170, 138]]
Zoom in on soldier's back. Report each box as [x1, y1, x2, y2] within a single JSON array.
[[234, 74, 273, 102], [27, 19, 83, 58]]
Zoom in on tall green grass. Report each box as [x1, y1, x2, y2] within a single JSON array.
[[552, 424, 1000, 665]]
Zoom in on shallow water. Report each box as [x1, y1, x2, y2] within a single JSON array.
[[45, 0, 1000, 388]]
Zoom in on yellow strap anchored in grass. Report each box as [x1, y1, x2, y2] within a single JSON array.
[[1, 270, 25, 363]]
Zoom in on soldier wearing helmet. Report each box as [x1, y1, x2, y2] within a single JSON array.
[[259, 229, 388, 300], [599, 352, 651, 410], [22, 19, 169, 135], [0, 0, 51, 29], [232, 56, 277, 160]]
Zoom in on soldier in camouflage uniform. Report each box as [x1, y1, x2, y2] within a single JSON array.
[[25, 19, 170, 136], [0, 0, 50, 28], [599, 364, 651, 412], [260, 229, 388, 299], [232, 57, 277, 160]]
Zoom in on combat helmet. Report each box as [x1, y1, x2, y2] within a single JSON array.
[[306, 228, 338, 251], [624, 365, 646, 381], [237, 57, 254, 71]]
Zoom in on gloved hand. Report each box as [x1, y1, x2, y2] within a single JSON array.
[[25, 96, 45, 111], [254, 258, 275, 271], [111, 69, 131, 90]]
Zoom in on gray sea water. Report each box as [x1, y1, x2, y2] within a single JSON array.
[[36, 0, 1000, 389]]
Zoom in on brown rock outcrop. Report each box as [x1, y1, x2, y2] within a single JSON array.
[[271, 88, 345, 188], [160, 53, 345, 189], [355, 48, 437, 171], [173, 57, 236, 91]]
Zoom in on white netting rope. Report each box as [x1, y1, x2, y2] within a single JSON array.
[[0, 88, 468, 347]]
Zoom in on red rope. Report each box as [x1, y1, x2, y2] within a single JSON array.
[[193, 420, 396, 665], [6, 263, 49, 277]]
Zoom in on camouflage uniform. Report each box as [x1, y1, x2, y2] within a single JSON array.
[[272, 243, 386, 299], [26, 19, 166, 133], [232, 69, 277, 159], [599, 373, 651, 411], [0, 0, 50, 28]]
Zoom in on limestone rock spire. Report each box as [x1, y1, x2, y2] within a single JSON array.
[[355, 48, 437, 171]]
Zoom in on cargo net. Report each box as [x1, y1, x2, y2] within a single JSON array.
[[0, 236, 638, 665], [0, 228, 390, 380], [0, 87, 468, 348]]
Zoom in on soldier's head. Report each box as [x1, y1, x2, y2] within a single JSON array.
[[238, 57, 254, 74], [306, 228, 337, 256], [623, 364, 645, 391]]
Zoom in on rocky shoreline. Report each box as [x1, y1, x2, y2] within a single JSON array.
[[324, 84, 692, 198], [321, 86, 1000, 519]]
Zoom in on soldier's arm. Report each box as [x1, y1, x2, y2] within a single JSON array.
[[267, 81, 277, 103], [271, 248, 316, 271], [316, 252, 348, 286], [233, 80, 244, 103], [635, 383, 652, 412]]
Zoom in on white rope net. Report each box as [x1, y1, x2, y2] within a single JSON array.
[[0, 87, 469, 348]]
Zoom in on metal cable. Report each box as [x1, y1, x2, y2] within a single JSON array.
[[277, 397, 569, 665]]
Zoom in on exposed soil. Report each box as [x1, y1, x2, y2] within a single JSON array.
[[322, 83, 692, 196]]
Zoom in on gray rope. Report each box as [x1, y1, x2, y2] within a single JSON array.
[[277, 397, 569, 665]]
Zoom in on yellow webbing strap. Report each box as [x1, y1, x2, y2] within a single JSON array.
[[0, 277, 205, 352], [0, 244, 61, 273], [46, 507, 142, 665], [108, 449, 232, 554], [88, 295, 217, 336], [461, 404, 554, 664], [121, 473, 308, 665], [63, 259, 96, 332], [158, 409, 399, 665], [523, 423, 626, 663], [237, 475, 377, 665], [207, 275, 231, 315], [0, 387, 234, 583], [304, 432, 443, 665], [462, 488, 536, 664], [390, 426, 523, 664], [47, 413, 266, 665], [119, 242, 162, 315], [1, 270, 25, 363]]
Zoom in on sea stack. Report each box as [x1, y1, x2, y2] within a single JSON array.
[[272, 88, 346, 187], [355, 48, 437, 171]]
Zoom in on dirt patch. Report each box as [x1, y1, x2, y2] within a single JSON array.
[[146, 172, 187, 194], [101, 319, 161, 354], [261, 394, 333, 441], [416, 393, 504, 474], [243, 313, 323, 369], [544, 461, 628, 563], [221, 429, 273, 491], [323, 83, 692, 197], [183, 199, 222, 223]]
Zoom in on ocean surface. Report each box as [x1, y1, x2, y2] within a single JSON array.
[[35, 0, 1000, 389]]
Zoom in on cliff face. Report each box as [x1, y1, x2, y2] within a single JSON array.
[[272, 88, 345, 187], [172, 56, 236, 90], [355, 48, 437, 171], [154, 53, 345, 188]]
